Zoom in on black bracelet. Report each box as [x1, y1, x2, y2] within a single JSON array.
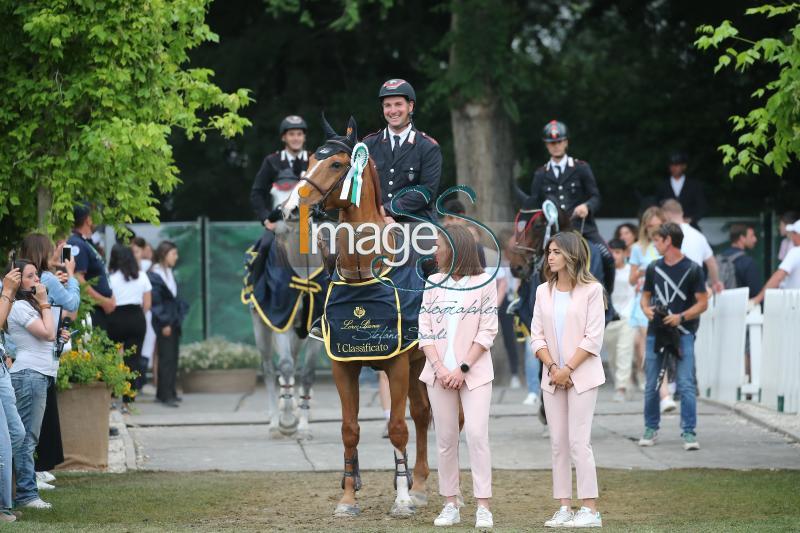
[[566, 363, 575, 373], [547, 362, 557, 375]]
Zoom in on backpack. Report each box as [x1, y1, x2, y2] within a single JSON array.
[[716, 250, 745, 289]]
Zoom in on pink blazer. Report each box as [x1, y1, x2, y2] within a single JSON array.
[[418, 272, 498, 390], [530, 281, 606, 394]]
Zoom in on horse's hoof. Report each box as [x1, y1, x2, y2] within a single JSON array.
[[268, 425, 283, 439], [296, 429, 312, 441], [409, 490, 428, 507], [390, 499, 416, 518], [334, 503, 360, 517]]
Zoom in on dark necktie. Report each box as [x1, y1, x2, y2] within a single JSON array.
[[393, 135, 401, 154], [553, 165, 561, 178]]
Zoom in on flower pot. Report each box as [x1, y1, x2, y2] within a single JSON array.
[[180, 368, 258, 394], [55, 382, 111, 471]]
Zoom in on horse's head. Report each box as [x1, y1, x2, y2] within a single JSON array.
[[508, 201, 573, 279], [282, 115, 380, 218]]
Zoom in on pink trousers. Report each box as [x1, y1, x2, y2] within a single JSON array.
[[543, 385, 599, 500], [427, 380, 493, 499]]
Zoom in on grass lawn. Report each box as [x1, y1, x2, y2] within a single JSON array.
[[12, 469, 800, 532]]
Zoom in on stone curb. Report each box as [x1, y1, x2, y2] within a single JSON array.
[[700, 398, 800, 443], [108, 410, 138, 472]]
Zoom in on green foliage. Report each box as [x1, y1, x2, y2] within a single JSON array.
[[0, 0, 252, 244], [179, 337, 261, 370], [57, 328, 138, 398], [696, 4, 800, 178]]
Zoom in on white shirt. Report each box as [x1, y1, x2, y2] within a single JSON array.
[[553, 289, 571, 367], [151, 264, 177, 297], [109, 271, 152, 306], [680, 222, 713, 267], [442, 275, 470, 371], [280, 149, 307, 165], [7, 301, 59, 377], [548, 155, 571, 177], [388, 123, 413, 151], [612, 264, 635, 319], [778, 247, 800, 289], [671, 175, 686, 197]]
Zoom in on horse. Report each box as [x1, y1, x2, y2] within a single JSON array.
[[281, 115, 432, 518], [243, 210, 328, 439]]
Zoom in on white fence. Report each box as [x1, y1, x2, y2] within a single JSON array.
[[696, 288, 800, 413]]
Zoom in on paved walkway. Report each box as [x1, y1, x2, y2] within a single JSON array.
[[124, 378, 800, 472]]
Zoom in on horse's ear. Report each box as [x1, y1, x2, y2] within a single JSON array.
[[346, 116, 358, 143], [321, 112, 337, 140]]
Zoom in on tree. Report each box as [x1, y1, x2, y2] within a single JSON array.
[[0, 0, 251, 247], [696, 4, 800, 179]]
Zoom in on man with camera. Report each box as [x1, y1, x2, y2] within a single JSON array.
[[638, 222, 708, 451]]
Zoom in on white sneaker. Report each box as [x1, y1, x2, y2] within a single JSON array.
[[21, 497, 52, 509], [37, 480, 55, 490], [36, 471, 56, 483], [475, 505, 493, 528], [544, 506, 573, 527], [434, 502, 460, 526], [509, 375, 522, 389], [522, 392, 539, 407], [660, 397, 677, 413], [565, 507, 602, 528]]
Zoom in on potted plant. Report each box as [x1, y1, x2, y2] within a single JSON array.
[[56, 328, 137, 471], [179, 337, 260, 393]]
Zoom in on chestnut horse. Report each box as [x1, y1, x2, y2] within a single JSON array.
[[282, 116, 432, 518]]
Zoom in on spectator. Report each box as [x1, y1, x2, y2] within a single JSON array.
[[778, 211, 798, 261], [7, 261, 70, 509], [440, 198, 467, 226], [638, 223, 708, 451], [655, 151, 707, 228], [0, 268, 25, 522], [613, 223, 638, 262], [717, 223, 763, 297], [130, 237, 153, 272], [604, 239, 636, 402], [660, 199, 724, 293], [21, 233, 79, 490], [752, 220, 800, 304], [131, 237, 156, 383], [629, 207, 664, 391], [148, 241, 189, 408], [68, 204, 115, 329], [107, 244, 152, 410]]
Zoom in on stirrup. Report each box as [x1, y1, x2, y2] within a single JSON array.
[[341, 453, 362, 492], [392, 451, 413, 490], [298, 395, 311, 410]]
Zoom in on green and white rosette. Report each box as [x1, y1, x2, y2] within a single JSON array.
[[339, 142, 369, 208]]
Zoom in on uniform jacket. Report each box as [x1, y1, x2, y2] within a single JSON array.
[[250, 149, 309, 223], [526, 157, 602, 236], [530, 281, 606, 394], [362, 126, 442, 223], [655, 177, 707, 227], [418, 272, 498, 390], [148, 271, 189, 333]]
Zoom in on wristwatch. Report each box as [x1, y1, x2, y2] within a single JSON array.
[[679, 313, 686, 324], [459, 361, 470, 373]]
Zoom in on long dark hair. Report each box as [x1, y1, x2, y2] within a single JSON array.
[[11, 260, 42, 316], [153, 240, 177, 267], [108, 244, 140, 281]]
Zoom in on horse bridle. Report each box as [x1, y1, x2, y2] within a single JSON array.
[[513, 208, 545, 254]]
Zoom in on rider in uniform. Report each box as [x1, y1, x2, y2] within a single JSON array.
[[362, 79, 442, 223], [525, 120, 604, 245], [250, 115, 309, 228]]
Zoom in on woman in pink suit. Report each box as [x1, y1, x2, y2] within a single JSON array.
[[418, 224, 499, 529], [531, 231, 606, 528]]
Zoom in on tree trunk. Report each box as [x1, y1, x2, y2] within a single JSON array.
[[37, 185, 52, 231]]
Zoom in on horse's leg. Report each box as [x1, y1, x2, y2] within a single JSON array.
[[332, 359, 363, 517], [407, 351, 431, 507], [251, 309, 279, 436], [296, 336, 318, 439], [380, 352, 416, 517], [274, 331, 299, 435]]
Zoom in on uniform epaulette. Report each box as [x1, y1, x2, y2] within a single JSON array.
[[420, 132, 439, 146], [575, 159, 587, 165], [362, 129, 382, 141]]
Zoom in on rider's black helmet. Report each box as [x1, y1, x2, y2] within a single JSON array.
[[279, 115, 307, 135], [542, 120, 568, 143], [378, 79, 416, 104], [668, 151, 688, 165]]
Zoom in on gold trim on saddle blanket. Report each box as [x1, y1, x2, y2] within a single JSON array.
[[247, 263, 325, 333]]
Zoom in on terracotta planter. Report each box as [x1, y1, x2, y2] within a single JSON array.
[[56, 382, 111, 471], [181, 368, 258, 393]]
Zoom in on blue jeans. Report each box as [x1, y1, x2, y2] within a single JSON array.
[[644, 334, 697, 434], [0, 365, 25, 509], [10, 369, 50, 505], [524, 341, 541, 395]]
